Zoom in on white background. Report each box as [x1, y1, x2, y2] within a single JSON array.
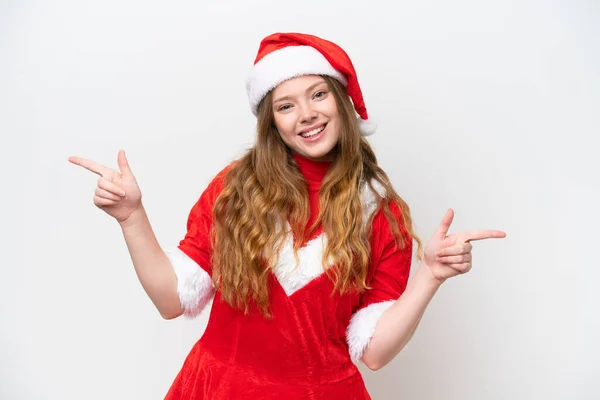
[[1, 0, 598, 399]]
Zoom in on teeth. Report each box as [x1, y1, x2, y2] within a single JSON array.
[[301, 125, 325, 138]]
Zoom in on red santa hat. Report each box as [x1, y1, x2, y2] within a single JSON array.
[[245, 32, 377, 136]]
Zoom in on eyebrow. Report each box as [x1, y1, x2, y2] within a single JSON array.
[[272, 80, 328, 104]]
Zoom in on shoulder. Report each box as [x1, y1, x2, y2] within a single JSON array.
[[188, 161, 237, 219], [362, 180, 409, 246], [201, 161, 237, 198], [360, 179, 403, 227], [360, 178, 386, 221]]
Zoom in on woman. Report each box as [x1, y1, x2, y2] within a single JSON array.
[[69, 32, 506, 399]]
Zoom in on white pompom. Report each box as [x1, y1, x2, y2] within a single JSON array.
[[358, 116, 377, 136]]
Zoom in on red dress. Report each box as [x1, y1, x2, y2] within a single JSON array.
[[164, 154, 412, 399]]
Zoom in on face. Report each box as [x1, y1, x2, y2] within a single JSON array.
[[271, 75, 341, 161]]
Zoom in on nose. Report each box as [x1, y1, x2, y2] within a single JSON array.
[[298, 102, 318, 124]]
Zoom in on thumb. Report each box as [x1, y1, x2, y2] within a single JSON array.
[[117, 150, 133, 177], [436, 208, 454, 237]]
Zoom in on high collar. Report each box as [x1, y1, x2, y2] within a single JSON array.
[[291, 153, 332, 191]]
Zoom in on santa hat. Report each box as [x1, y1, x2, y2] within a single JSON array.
[[245, 32, 377, 136]]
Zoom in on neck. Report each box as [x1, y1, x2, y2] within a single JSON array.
[[291, 152, 332, 191]]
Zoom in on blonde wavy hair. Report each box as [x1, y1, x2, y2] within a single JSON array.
[[212, 75, 422, 317]]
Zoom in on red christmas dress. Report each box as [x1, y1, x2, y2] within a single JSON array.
[[164, 154, 412, 399]]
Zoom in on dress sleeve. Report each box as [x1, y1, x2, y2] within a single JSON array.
[[346, 201, 413, 362], [164, 165, 230, 317]]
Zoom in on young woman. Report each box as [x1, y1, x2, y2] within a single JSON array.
[[69, 32, 506, 399]]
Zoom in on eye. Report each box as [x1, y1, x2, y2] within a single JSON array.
[[313, 90, 327, 99], [278, 104, 292, 111]]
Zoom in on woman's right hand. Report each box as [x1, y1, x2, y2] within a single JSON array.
[[69, 150, 143, 224]]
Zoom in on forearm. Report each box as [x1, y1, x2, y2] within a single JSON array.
[[119, 206, 183, 319], [361, 265, 441, 370]]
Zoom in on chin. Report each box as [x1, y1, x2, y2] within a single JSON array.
[[302, 148, 336, 161]]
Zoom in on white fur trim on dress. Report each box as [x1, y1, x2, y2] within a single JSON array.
[[246, 45, 348, 116], [272, 228, 332, 296], [165, 247, 215, 317], [346, 300, 395, 363], [360, 178, 386, 227], [271, 179, 384, 296]]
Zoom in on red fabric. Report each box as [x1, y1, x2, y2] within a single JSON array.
[[253, 32, 368, 121], [167, 155, 412, 399], [358, 201, 413, 310], [291, 152, 330, 241], [177, 165, 233, 276]]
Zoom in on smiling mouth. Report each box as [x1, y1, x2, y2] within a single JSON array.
[[299, 124, 327, 138]]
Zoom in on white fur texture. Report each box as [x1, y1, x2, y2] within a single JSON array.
[[272, 179, 384, 295], [272, 231, 330, 296], [246, 45, 347, 116], [164, 180, 384, 318], [165, 247, 215, 318], [358, 116, 377, 136], [360, 178, 386, 226], [346, 300, 395, 363]]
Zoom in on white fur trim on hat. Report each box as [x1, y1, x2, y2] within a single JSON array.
[[246, 45, 348, 116], [358, 116, 377, 136], [346, 300, 395, 363], [165, 247, 215, 318]]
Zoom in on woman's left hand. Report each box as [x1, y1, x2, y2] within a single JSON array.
[[423, 209, 506, 284]]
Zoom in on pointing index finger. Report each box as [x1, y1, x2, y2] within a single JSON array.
[[68, 156, 112, 177], [461, 230, 507, 242]]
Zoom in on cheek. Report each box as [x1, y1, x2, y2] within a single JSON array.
[[322, 96, 340, 116], [274, 115, 297, 139]]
